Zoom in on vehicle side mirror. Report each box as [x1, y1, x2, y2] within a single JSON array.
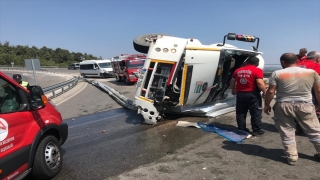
[[29, 85, 48, 109]]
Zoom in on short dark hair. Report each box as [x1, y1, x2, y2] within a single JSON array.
[[280, 53, 297, 64], [300, 48, 308, 53], [12, 74, 22, 79], [246, 56, 259, 66]]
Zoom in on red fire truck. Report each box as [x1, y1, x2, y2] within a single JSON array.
[[111, 54, 146, 85]]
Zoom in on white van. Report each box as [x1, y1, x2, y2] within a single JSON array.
[[79, 60, 114, 78]]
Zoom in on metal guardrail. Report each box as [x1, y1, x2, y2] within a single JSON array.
[[43, 76, 79, 99]]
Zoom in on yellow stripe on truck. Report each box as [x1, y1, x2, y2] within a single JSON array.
[[151, 59, 175, 64], [139, 96, 154, 103], [179, 64, 188, 105], [186, 46, 221, 51]]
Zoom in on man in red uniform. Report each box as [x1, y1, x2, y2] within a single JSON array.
[[304, 51, 320, 105], [306, 51, 320, 64], [296, 48, 308, 66], [230, 56, 267, 136], [298, 51, 320, 73]]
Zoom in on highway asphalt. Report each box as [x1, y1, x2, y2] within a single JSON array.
[[6, 68, 318, 180]]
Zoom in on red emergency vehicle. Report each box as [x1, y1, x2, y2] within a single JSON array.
[[111, 54, 146, 85], [0, 72, 68, 180]]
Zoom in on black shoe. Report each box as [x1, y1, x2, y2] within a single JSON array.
[[314, 153, 320, 162], [238, 128, 251, 134], [252, 130, 265, 136]]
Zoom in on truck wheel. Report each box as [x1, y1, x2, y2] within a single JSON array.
[[100, 73, 105, 79], [133, 33, 171, 54], [31, 135, 62, 180]]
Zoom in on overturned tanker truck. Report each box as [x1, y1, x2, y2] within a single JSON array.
[[93, 33, 265, 125]]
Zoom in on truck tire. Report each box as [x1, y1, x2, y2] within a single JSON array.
[[133, 33, 171, 54], [31, 135, 62, 180]]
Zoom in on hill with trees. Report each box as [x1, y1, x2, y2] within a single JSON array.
[[0, 41, 102, 67]]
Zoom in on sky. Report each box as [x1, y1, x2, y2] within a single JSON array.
[[0, 0, 319, 65]]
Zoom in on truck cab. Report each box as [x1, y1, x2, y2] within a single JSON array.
[[111, 54, 146, 85], [0, 72, 68, 180], [132, 33, 264, 124]]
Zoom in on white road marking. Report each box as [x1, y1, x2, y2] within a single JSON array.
[[55, 83, 88, 106]]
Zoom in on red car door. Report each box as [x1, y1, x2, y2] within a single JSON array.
[[0, 76, 38, 179]]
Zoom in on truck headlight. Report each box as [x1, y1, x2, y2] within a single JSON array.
[[129, 75, 136, 78]]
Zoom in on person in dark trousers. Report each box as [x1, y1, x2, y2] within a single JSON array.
[[12, 74, 30, 89], [230, 56, 266, 136]]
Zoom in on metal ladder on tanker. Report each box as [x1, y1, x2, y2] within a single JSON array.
[[148, 64, 172, 102]]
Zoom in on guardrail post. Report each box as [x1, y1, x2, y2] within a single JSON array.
[[62, 87, 65, 93], [53, 91, 56, 98]]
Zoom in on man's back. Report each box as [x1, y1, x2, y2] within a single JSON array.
[[269, 67, 320, 102], [233, 64, 263, 92]]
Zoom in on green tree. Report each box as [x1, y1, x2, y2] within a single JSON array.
[[0, 41, 102, 66]]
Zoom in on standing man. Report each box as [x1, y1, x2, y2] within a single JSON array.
[[296, 48, 308, 66], [264, 53, 320, 165], [306, 51, 320, 64], [12, 74, 30, 89], [301, 51, 320, 105], [230, 56, 266, 136], [298, 51, 320, 72]]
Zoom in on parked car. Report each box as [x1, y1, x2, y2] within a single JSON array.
[[80, 60, 114, 78], [0, 72, 68, 180], [68, 63, 80, 70]]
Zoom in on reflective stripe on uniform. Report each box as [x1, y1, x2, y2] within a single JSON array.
[[309, 138, 320, 142], [20, 81, 29, 89], [282, 140, 296, 144]]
